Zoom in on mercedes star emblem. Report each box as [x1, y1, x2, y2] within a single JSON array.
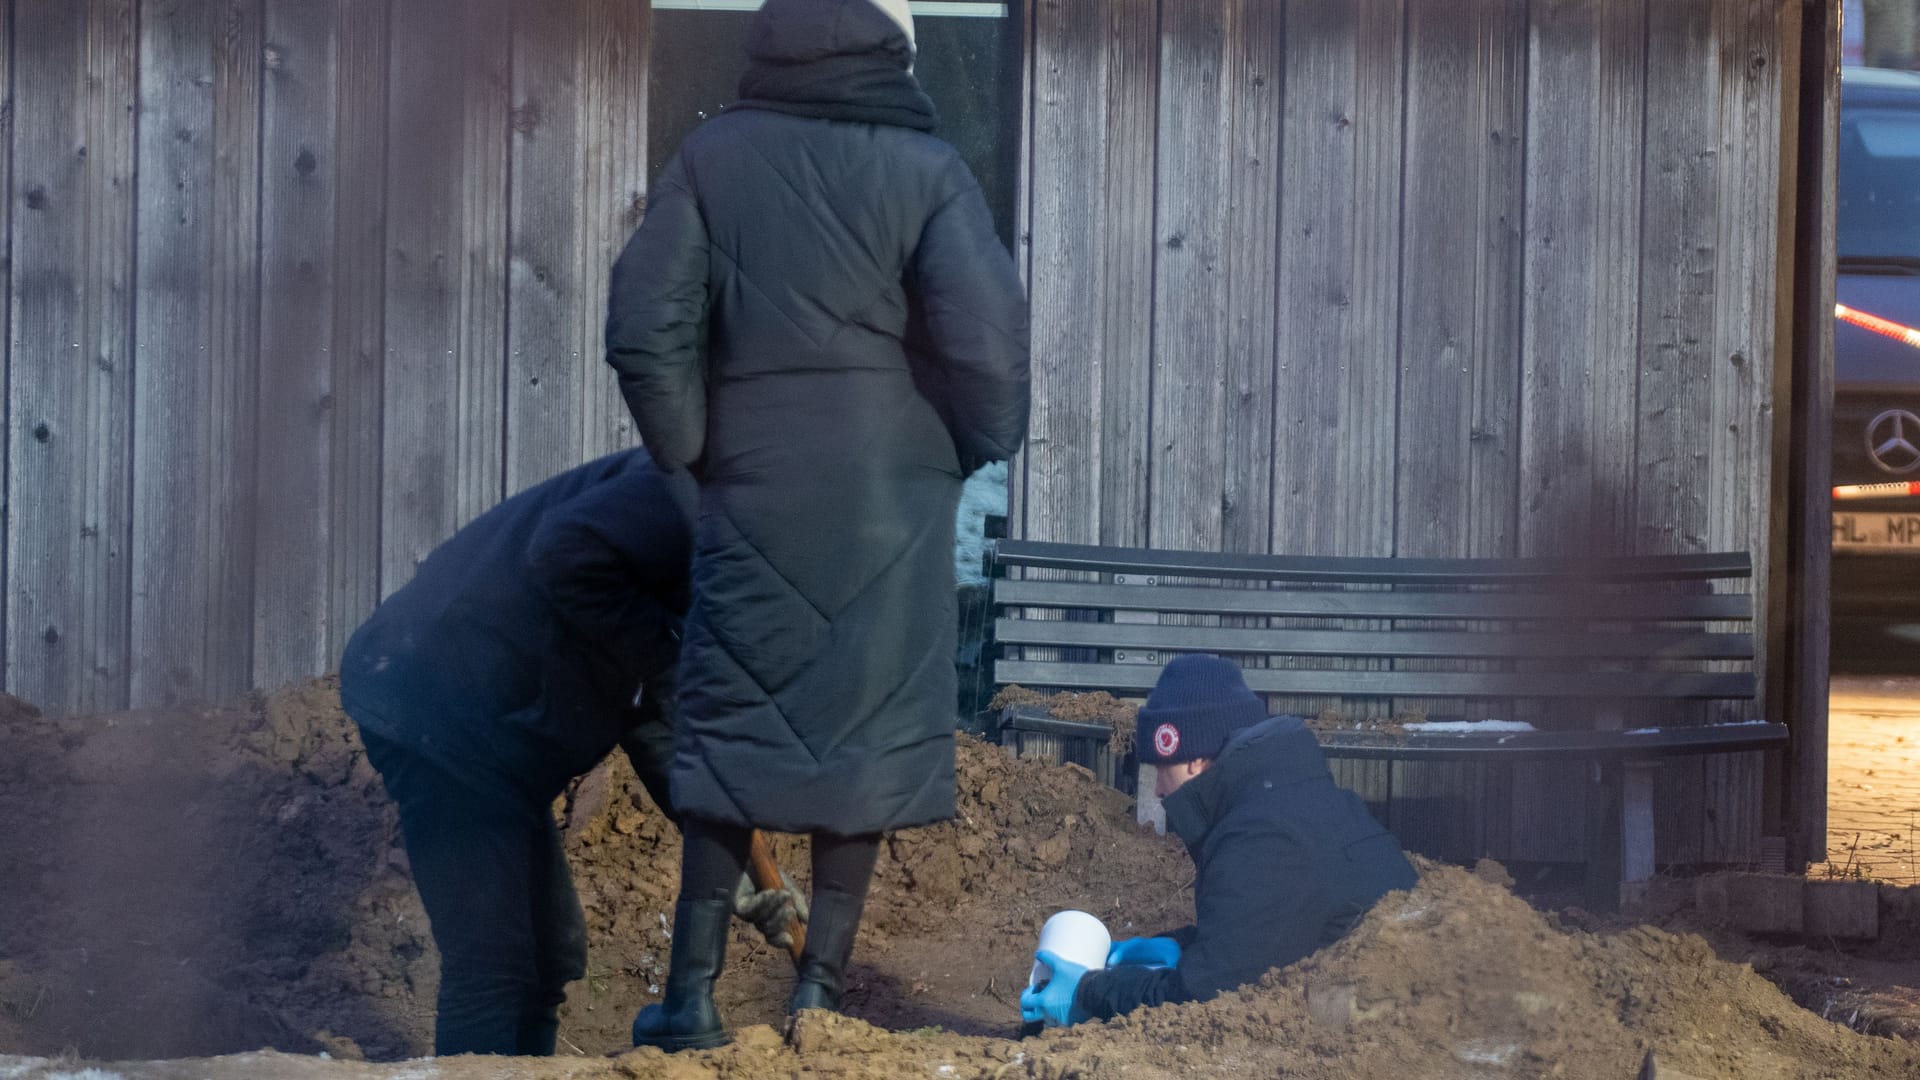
[[1866, 408, 1920, 475]]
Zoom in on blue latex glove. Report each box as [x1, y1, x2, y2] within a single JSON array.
[[1019, 950, 1090, 1028], [1107, 936, 1181, 969]]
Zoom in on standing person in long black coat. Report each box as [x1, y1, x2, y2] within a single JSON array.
[[604, 0, 1031, 1052]]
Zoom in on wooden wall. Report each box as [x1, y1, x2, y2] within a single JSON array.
[[0, 0, 1806, 864], [1015, 0, 1793, 864], [4, 0, 646, 713]]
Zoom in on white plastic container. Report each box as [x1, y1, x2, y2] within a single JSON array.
[[1027, 909, 1111, 992]]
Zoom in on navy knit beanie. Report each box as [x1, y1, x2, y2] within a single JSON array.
[[1135, 654, 1267, 765]]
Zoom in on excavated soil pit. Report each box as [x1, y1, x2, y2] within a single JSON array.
[[4, 682, 1920, 1079], [0, 680, 1191, 1062]]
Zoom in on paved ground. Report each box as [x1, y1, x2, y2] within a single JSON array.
[[1826, 676, 1920, 884]]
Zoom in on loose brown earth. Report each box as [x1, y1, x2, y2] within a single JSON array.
[[4, 682, 1920, 1078]]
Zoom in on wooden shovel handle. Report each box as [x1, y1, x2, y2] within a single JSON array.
[[747, 829, 806, 966]]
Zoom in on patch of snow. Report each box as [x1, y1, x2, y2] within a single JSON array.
[[44, 1071, 130, 1080], [0, 1061, 42, 1080], [1405, 720, 1537, 734], [1453, 1042, 1519, 1067], [953, 462, 1009, 586]]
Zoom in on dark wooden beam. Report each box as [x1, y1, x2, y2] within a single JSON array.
[[1783, 0, 1839, 869]]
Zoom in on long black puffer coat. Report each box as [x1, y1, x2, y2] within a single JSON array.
[[604, 0, 1030, 835]]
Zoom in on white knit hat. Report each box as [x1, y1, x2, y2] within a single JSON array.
[[866, 0, 915, 49]]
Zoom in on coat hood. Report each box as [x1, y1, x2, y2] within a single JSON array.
[[747, 0, 915, 71], [735, 0, 936, 131]]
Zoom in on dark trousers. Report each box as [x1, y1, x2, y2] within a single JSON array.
[[361, 731, 587, 1057], [678, 817, 881, 903]]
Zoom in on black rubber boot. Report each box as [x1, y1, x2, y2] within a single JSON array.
[[788, 889, 865, 1014], [632, 899, 732, 1051]]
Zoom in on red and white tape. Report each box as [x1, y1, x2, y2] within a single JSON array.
[[1837, 303, 1920, 350], [1834, 481, 1920, 501]]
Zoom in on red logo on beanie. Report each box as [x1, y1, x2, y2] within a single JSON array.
[[1153, 723, 1180, 758]]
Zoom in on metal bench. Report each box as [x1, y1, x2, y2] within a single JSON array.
[[985, 539, 1791, 911]]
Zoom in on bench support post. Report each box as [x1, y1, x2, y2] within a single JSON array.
[[1585, 760, 1625, 912]]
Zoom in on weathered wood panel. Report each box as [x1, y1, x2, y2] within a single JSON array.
[[576, 0, 649, 463], [0, 0, 11, 696], [1785, 0, 1837, 869], [381, 0, 511, 594], [208, 0, 267, 699], [1220, 0, 1281, 559], [134, 0, 216, 705], [8, 0, 139, 713], [1391, 0, 1528, 836], [255, 0, 340, 688], [1149, 0, 1231, 555], [324, 0, 391, 665], [1023, 0, 1156, 547], [507, 0, 647, 491]]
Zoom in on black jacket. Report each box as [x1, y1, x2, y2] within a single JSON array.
[[339, 450, 698, 811], [1074, 716, 1417, 1021], [604, 0, 1030, 834]]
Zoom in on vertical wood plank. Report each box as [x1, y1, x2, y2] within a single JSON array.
[[1271, 0, 1400, 560], [0, 0, 11, 694], [1097, 0, 1159, 549], [7, 0, 139, 713], [1024, 0, 1156, 548], [1023, 0, 1105, 547], [1399, 0, 1526, 564], [576, 0, 648, 463], [1512, 0, 1645, 862], [1520, 0, 1644, 565], [507, 0, 647, 490], [507, 0, 585, 488], [255, 0, 339, 687], [209, 0, 264, 697], [1008, 0, 1037, 538], [326, 0, 390, 664], [1267, 0, 1402, 723], [1149, 0, 1231, 554], [1221, 0, 1281, 558], [132, 0, 214, 706], [1633, 0, 1720, 847], [382, 0, 511, 593], [1705, 0, 1781, 859], [1635, 0, 1717, 563], [1393, 0, 1527, 841], [1786, 0, 1836, 868], [134, 0, 263, 707]]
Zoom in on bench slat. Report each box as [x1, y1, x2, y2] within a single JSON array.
[[994, 660, 1756, 700], [993, 618, 1756, 660], [990, 540, 1752, 585], [1316, 723, 1788, 762], [993, 579, 1754, 622]]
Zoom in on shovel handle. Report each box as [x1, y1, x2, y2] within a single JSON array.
[[747, 829, 806, 966]]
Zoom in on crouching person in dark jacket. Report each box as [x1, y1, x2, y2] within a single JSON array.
[[339, 449, 798, 1057], [1021, 654, 1418, 1028]]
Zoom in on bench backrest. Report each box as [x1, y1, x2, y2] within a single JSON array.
[[988, 540, 1758, 723]]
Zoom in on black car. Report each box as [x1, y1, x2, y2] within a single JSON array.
[[1833, 67, 1920, 663]]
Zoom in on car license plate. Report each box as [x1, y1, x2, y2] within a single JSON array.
[[1833, 511, 1920, 552]]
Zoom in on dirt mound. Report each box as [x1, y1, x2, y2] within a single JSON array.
[[0, 681, 1188, 1060], [13, 863, 1917, 1080], [4, 680, 1919, 1079]]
